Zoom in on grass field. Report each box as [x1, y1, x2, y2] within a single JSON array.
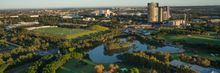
[[164, 34, 220, 60], [32, 27, 97, 39], [57, 59, 152, 73], [164, 35, 220, 45], [33, 27, 91, 36], [57, 59, 96, 73], [184, 49, 220, 61], [32, 25, 109, 40], [5, 63, 30, 73]]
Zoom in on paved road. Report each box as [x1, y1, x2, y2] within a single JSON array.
[[170, 60, 220, 73], [0, 40, 21, 47]]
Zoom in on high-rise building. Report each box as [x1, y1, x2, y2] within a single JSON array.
[[148, 2, 159, 23], [148, 2, 171, 23], [162, 6, 171, 21], [159, 7, 163, 22]]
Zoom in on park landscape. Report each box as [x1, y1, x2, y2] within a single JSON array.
[[0, 0, 220, 73], [0, 23, 220, 73]]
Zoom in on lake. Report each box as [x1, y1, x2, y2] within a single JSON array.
[[88, 37, 184, 64]]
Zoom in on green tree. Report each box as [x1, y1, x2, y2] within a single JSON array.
[[0, 58, 5, 65], [94, 64, 104, 73], [130, 67, 139, 73]]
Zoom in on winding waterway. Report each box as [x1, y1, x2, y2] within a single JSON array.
[[88, 37, 184, 63]]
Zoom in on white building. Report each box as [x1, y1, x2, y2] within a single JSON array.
[[167, 20, 186, 26], [6, 22, 39, 29], [210, 19, 220, 23], [83, 17, 96, 21], [91, 9, 116, 17], [10, 16, 19, 18], [101, 20, 111, 22], [62, 16, 72, 19], [30, 15, 39, 18]]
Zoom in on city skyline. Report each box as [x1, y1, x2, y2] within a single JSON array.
[[0, 0, 220, 9]]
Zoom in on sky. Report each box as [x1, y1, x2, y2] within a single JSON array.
[[0, 0, 220, 9]]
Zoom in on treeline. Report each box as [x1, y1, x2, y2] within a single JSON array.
[[190, 23, 220, 32], [94, 64, 119, 73], [118, 52, 198, 73], [42, 54, 70, 73], [42, 48, 83, 73], [27, 48, 84, 73], [42, 53, 83, 73], [0, 46, 40, 62], [5, 28, 64, 48], [27, 55, 56, 73], [0, 28, 47, 73], [133, 33, 165, 47], [0, 53, 40, 73], [157, 28, 208, 35], [180, 54, 220, 69], [183, 42, 220, 51], [105, 39, 131, 54], [144, 52, 171, 64], [180, 54, 210, 67], [69, 29, 123, 50]]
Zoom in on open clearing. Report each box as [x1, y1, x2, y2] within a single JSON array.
[[32, 27, 97, 39], [57, 59, 95, 73], [164, 35, 220, 60], [164, 35, 220, 45]]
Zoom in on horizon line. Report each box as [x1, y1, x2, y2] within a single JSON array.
[[0, 5, 220, 10]]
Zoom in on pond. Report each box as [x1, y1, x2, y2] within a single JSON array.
[[88, 37, 184, 64]]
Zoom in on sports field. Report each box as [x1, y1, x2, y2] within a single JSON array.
[[32, 25, 109, 39], [32, 27, 95, 39]]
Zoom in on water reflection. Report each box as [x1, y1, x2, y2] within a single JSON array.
[[88, 38, 184, 64]]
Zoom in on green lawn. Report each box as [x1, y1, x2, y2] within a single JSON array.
[[32, 27, 97, 39], [5, 63, 30, 73], [164, 34, 220, 61], [164, 35, 220, 45], [57, 59, 96, 73], [32, 25, 109, 40], [184, 48, 220, 61]]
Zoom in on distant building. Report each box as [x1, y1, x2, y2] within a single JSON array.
[[162, 6, 171, 21], [82, 17, 96, 21], [6, 22, 39, 29], [62, 15, 72, 19], [148, 2, 159, 23], [148, 2, 171, 23], [72, 15, 83, 19], [101, 20, 111, 22], [91, 9, 116, 17], [192, 19, 206, 23], [167, 20, 186, 26], [209, 19, 220, 23], [10, 16, 19, 18], [30, 15, 39, 18]]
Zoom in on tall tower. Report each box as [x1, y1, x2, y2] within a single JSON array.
[[162, 6, 171, 21], [148, 2, 159, 23], [159, 7, 163, 22]]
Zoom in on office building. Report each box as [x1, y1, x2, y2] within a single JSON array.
[[148, 2, 159, 23], [148, 2, 171, 23]]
